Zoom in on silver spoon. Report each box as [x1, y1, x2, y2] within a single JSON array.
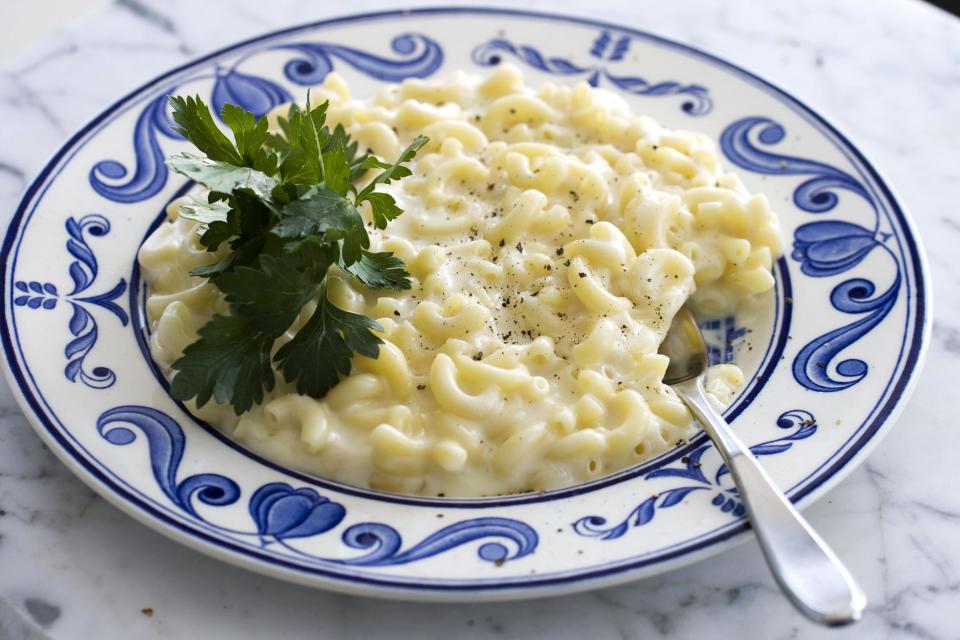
[[659, 307, 866, 626]]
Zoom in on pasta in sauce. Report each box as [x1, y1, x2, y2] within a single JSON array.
[[139, 65, 783, 496]]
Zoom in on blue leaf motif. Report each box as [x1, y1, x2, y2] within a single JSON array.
[[590, 32, 612, 59], [472, 39, 589, 75], [658, 486, 702, 508], [575, 411, 818, 540], [588, 32, 632, 62], [610, 35, 631, 62], [276, 33, 443, 85], [633, 496, 657, 526], [65, 214, 109, 295], [603, 73, 712, 115], [11, 215, 129, 389], [572, 489, 707, 540], [792, 221, 878, 277], [11, 281, 58, 311], [67, 302, 88, 335], [472, 33, 712, 115], [715, 410, 817, 483], [748, 442, 792, 456], [98, 406, 240, 519], [64, 305, 95, 359], [76, 279, 129, 327], [249, 483, 345, 541], [68, 262, 89, 294], [89, 92, 182, 203], [63, 302, 116, 388], [602, 75, 651, 91], [646, 444, 710, 484], [212, 69, 292, 119]]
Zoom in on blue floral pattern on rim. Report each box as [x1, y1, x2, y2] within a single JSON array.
[[249, 483, 346, 543], [572, 410, 817, 539], [97, 405, 539, 567], [273, 33, 443, 85], [720, 117, 901, 392], [89, 93, 183, 204], [0, 8, 927, 597], [89, 33, 444, 204], [471, 30, 713, 115], [14, 214, 127, 389]]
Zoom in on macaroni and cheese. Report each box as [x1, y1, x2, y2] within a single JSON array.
[[139, 65, 783, 496]]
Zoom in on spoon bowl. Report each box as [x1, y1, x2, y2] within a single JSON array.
[[660, 307, 708, 385]]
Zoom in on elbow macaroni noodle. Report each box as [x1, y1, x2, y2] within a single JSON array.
[[140, 66, 783, 497]]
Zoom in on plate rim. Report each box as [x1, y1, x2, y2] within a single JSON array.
[[0, 6, 932, 600]]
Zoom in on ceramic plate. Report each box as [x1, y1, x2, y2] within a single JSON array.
[[0, 8, 930, 601]]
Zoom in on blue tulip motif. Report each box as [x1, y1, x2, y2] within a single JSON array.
[[790, 220, 901, 392], [249, 483, 346, 543], [791, 220, 879, 277], [719, 116, 904, 393], [96, 409, 539, 565], [212, 68, 292, 119]]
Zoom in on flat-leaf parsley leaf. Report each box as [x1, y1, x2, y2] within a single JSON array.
[[164, 95, 427, 413]]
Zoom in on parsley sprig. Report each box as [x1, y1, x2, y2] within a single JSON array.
[[164, 95, 427, 414]]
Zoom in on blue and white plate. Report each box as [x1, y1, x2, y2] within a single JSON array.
[[0, 8, 930, 600]]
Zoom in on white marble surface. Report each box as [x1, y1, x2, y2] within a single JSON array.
[[0, 0, 957, 638]]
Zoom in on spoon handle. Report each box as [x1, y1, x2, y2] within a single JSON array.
[[674, 377, 867, 626]]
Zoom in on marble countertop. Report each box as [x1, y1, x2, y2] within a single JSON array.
[[0, 0, 957, 638]]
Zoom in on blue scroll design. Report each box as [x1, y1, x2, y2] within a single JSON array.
[[275, 33, 444, 85], [472, 30, 712, 115], [573, 410, 817, 539], [89, 33, 443, 204], [89, 92, 183, 203], [98, 406, 240, 518], [13, 214, 127, 389], [720, 117, 902, 392], [720, 117, 871, 213], [98, 405, 538, 567], [330, 519, 537, 566]]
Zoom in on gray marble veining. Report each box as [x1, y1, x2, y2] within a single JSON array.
[[0, 0, 957, 638]]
